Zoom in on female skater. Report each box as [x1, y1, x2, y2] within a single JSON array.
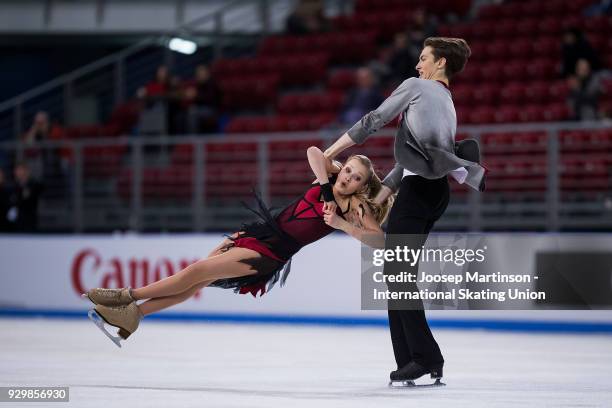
[[84, 146, 392, 343]]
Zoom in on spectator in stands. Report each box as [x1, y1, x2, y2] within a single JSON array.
[[410, 7, 438, 39], [167, 75, 185, 135], [387, 32, 420, 85], [21, 111, 64, 180], [22, 111, 51, 180], [7, 162, 43, 232], [138, 65, 171, 100], [184, 64, 222, 134], [373, 9, 437, 88], [23, 111, 50, 145], [137, 65, 182, 135], [0, 168, 10, 232], [567, 59, 603, 121], [286, 0, 329, 35], [561, 28, 599, 78], [339, 67, 384, 125], [368, 47, 393, 87]]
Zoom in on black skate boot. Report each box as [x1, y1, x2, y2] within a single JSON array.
[[388, 361, 445, 388]]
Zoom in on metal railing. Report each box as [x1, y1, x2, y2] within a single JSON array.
[[0, 121, 611, 233]]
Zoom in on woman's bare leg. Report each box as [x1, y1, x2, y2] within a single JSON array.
[[134, 238, 238, 315], [131, 247, 259, 300], [138, 279, 214, 316]]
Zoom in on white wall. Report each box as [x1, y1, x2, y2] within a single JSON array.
[[1, 233, 611, 325], [0, 233, 370, 316]]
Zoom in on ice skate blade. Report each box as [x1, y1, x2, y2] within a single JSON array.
[[88, 310, 122, 348], [388, 378, 446, 389]]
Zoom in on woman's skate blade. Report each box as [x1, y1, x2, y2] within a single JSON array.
[[388, 378, 446, 389], [87, 310, 122, 348]]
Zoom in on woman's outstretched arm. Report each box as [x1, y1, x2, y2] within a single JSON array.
[[307, 146, 340, 184], [307, 146, 341, 212]]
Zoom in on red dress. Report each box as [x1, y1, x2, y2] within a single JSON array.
[[211, 178, 349, 296]]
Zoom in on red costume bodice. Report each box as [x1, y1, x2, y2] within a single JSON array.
[[275, 181, 349, 248]]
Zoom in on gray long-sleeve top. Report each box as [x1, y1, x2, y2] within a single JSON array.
[[346, 77, 485, 192]]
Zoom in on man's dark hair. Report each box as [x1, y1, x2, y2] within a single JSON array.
[[423, 37, 471, 79]]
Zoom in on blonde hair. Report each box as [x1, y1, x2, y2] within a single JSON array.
[[345, 155, 394, 225]]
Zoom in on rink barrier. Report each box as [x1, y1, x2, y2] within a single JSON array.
[[1, 308, 612, 334]]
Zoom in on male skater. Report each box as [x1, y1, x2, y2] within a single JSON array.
[[323, 37, 485, 385]]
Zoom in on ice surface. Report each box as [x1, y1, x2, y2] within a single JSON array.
[[1, 318, 611, 408]]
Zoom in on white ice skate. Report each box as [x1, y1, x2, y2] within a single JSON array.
[[87, 309, 123, 348]]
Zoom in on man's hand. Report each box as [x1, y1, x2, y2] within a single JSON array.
[[324, 133, 355, 160], [374, 185, 394, 205]]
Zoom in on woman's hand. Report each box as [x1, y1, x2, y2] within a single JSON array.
[[323, 208, 344, 230], [323, 200, 337, 213]]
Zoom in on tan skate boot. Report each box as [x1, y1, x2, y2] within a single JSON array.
[[94, 302, 143, 339], [82, 287, 134, 307]]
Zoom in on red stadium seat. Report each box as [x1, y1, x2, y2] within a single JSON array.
[[560, 130, 590, 152], [493, 19, 516, 37], [471, 21, 496, 38], [473, 84, 498, 105], [549, 81, 569, 100], [454, 106, 470, 124], [276, 92, 344, 115], [500, 82, 526, 105], [516, 19, 539, 35], [500, 2, 521, 18], [520, 1, 543, 17], [526, 58, 558, 79], [495, 106, 520, 123], [486, 41, 509, 60], [480, 61, 504, 83], [532, 37, 561, 58], [457, 63, 481, 83], [542, 0, 567, 16], [478, 4, 502, 20], [171, 144, 194, 165], [545, 103, 571, 121], [468, 42, 487, 61], [525, 81, 550, 104], [469, 107, 495, 124], [538, 17, 562, 35], [328, 69, 356, 90], [508, 38, 531, 59], [519, 105, 546, 123], [452, 85, 474, 105], [502, 61, 527, 81]]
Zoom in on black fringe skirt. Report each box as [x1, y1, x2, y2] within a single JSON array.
[[209, 193, 302, 297]]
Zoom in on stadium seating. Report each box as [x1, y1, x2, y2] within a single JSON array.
[[110, 0, 612, 203]]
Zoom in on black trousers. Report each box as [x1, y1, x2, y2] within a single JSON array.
[[384, 175, 450, 369]]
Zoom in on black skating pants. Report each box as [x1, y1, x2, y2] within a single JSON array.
[[384, 175, 449, 369]]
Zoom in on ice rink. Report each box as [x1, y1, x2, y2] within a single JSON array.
[[1, 318, 611, 408]]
